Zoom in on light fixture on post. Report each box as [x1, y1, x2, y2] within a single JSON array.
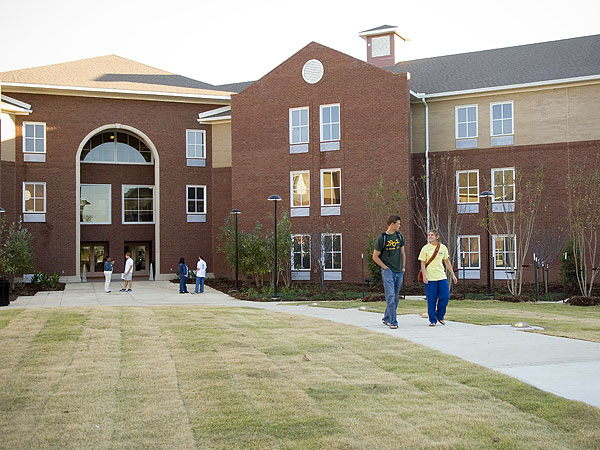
[[479, 190, 494, 298], [230, 209, 242, 291], [267, 195, 282, 300], [0, 207, 5, 213]]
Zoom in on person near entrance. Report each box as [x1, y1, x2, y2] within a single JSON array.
[[120, 252, 134, 292], [178, 258, 190, 293], [193, 255, 207, 294], [103, 256, 113, 293], [372, 215, 406, 329]]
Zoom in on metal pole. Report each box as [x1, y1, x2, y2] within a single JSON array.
[[273, 200, 279, 299], [486, 197, 493, 297], [361, 253, 365, 300], [234, 213, 239, 291], [534, 254, 539, 301]]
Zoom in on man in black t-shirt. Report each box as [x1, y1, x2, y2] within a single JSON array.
[[372, 215, 406, 329]]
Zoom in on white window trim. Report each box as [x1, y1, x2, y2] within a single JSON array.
[[321, 233, 342, 271], [319, 103, 340, 143], [491, 167, 516, 203], [455, 105, 478, 139], [289, 107, 309, 144], [291, 234, 311, 271], [490, 101, 514, 137], [290, 170, 310, 208], [186, 129, 206, 159], [81, 131, 153, 165], [492, 234, 517, 270], [22, 121, 46, 154], [80, 184, 112, 225], [457, 235, 481, 269], [186, 185, 207, 215], [121, 184, 155, 224], [456, 169, 479, 204], [22, 181, 46, 213], [320, 168, 341, 207]]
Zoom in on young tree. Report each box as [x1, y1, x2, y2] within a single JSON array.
[[363, 176, 408, 283], [531, 228, 565, 294], [266, 212, 293, 288], [566, 159, 600, 297], [0, 218, 35, 287], [411, 153, 464, 288], [485, 168, 545, 297]]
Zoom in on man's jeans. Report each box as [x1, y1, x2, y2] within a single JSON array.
[[381, 269, 404, 326], [195, 276, 205, 293]]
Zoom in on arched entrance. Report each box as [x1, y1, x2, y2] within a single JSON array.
[[75, 124, 161, 280]]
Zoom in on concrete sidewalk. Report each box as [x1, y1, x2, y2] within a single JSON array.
[[5, 280, 600, 409]]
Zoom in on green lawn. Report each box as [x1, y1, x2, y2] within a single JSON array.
[[1, 307, 599, 449], [295, 299, 600, 343]]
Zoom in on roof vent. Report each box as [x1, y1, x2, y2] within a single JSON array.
[[302, 59, 324, 84]]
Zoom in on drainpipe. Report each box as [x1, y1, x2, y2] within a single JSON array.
[[420, 94, 430, 232]]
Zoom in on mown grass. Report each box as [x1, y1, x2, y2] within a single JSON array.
[[0, 306, 599, 449], [296, 299, 600, 343]]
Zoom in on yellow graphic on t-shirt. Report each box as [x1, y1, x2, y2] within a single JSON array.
[[386, 239, 401, 250]]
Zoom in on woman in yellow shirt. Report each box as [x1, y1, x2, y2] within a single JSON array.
[[418, 230, 458, 327]]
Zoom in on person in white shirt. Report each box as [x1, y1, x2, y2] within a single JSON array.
[[193, 255, 207, 294], [120, 252, 134, 292]]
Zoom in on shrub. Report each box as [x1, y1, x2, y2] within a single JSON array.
[[567, 296, 600, 306]]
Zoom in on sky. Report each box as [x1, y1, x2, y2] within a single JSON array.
[[1, 0, 599, 86]]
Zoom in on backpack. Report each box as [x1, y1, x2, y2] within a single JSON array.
[[380, 231, 403, 254]]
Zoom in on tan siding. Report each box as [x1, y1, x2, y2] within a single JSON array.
[[1, 113, 17, 162], [211, 123, 231, 168], [411, 103, 425, 154]]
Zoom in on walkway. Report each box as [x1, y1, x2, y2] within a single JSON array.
[[5, 280, 600, 409]]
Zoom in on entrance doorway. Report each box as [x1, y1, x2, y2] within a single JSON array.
[[80, 243, 108, 277], [125, 242, 150, 277]]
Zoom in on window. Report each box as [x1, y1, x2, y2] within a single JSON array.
[[492, 168, 515, 202], [23, 122, 46, 153], [491, 102, 513, 136], [80, 184, 111, 224], [291, 171, 310, 207], [493, 235, 516, 270], [322, 233, 342, 270], [81, 131, 152, 164], [289, 107, 309, 144], [23, 182, 46, 213], [186, 185, 206, 214], [122, 185, 154, 223], [321, 169, 341, 206], [456, 170, 479, 203], [186, 130, 206, 159], [456, 105, 477, 139], [292, 235, 311, 270], [320, 104, 340, 142], [458, 235, 480, 269]]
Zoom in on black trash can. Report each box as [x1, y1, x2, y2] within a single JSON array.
[[0, 278, 9, 307]]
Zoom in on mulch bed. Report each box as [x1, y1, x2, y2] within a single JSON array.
[[567, 296, 600, 306], [7, 283, 66, 303]]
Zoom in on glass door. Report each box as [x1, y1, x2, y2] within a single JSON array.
[[124, 242, 150, 276], [80, 243, 107, 277]]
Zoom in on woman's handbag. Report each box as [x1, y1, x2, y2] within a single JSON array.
[[418, 243, 440, 282]]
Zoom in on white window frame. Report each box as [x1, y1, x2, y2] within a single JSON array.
[[456, 169, 479, 204], [455, 105, 478, 139], [22, 121, 46, 154], [319, 103, 340, 142], [321, 233, 342, 271], [289, 107, 309, 144], [290, 171, 310, 208], [22, 182, 46, 213], [186, 185, 207, 215], [493, 234, 517, 270], [121, 185, 155, 224], [186, 129, 206, 159], [491, 167, 516, 203], [80, 184, 112, 225], [490, 101, 514, 137], [292, 234, 311, 271], [320, 168, 341, 207], [457, 235, 481, 269]]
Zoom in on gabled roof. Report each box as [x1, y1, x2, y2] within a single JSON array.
[[359, 25, 398, 34], [215, 81, 256, 93], [387, 34, 600, 95], [0, 55, 233, 97]]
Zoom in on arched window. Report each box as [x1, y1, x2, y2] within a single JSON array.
[[81, 130, 152, 164]]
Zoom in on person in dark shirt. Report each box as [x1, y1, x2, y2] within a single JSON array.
[[103, 256, 113, 293]]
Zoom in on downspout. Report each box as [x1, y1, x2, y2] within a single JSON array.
[[420, 95, 430, 232]]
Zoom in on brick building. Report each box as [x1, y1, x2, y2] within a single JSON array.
[[2, 30, 599, 285]]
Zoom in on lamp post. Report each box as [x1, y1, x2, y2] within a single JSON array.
[[267, 195, 282, 299], [0, 207, 5, 213], [230, 209, 242, 291], [480, 190, 494, 297]]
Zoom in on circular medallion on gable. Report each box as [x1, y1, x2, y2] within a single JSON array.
[[302, 59, 324, 84]]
